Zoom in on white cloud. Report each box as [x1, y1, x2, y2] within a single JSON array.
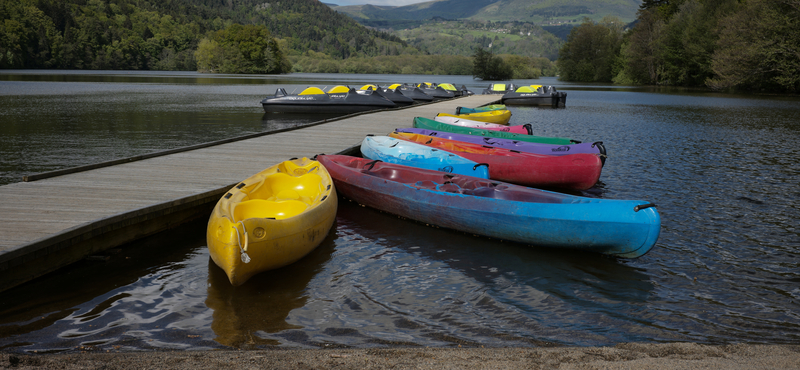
[[329, 0, 430, 6]]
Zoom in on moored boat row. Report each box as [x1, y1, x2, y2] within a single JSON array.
[[207, 100, 661, 286], [261, 82, 473, 114]]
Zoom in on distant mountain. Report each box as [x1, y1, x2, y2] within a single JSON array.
[[332, 0, 642, 26]]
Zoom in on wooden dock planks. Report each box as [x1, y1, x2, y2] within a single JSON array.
[[0, 95, 501, 291]]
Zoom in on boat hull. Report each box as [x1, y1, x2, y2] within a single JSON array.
[[435, 115, 531, 135], [395, 127, 607, 163], [414, 116, 578, 145], [206, 158, 337, 286], [455, 104, 506, 114], [360, 136, 490, 178], [317, 155, 660, 258], [261, 88, 396, 114], [437, 110, 512, 125], [390, 132, 603, 190]]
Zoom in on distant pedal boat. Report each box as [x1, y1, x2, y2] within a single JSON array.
[[206, 157, 337, 286], [317, 155, 661, 259], [502, 85, 567, 107], [416, 82, 455, 100], [358, 84, 415, 106], [261, 85, 396, 114], [386, 83, 434, 102]]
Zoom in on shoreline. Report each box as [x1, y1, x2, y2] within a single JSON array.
[[3, 343, 800, 369]]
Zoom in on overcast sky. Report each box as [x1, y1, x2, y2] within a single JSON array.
[[329, 0, 431, 6]]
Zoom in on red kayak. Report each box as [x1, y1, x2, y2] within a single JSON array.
[[389, 131, 603, 190]]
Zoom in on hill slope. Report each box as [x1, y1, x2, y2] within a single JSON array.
[[333, 0, 641, 26]]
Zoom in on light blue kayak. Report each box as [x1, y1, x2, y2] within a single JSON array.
[[360, 135, 490, 178]]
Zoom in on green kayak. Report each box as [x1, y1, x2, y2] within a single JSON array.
[[412, 117, 579, 145]]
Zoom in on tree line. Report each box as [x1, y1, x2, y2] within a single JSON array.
[[1, 0, 557, 79], [555, 0, 800, 92]]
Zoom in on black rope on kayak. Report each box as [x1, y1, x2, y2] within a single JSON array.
[[473, 163, 489, 170], [364, 159, 382, 171], [290, 157, 298, 160], [591, 141, 603, 148], [426, 139, 433, 144], [634, 203, 656, 212], [523, 124, 533, 135], [390, 142, 399, 147], [312, 153, 324, 160], [570, 140, 582, 144]]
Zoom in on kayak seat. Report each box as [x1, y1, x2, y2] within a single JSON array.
[[248, 172, 324, 205], [233, 199, 308, 221]]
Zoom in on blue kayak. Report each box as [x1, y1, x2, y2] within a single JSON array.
[[318, 155, 661, 258], [360, 135, 489, 178]]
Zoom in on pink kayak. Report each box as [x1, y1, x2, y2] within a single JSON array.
[[434, 115, 532, 135]]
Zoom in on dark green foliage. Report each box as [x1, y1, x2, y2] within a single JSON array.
[[556, 17, 624, 82], [708, 0, 800, 92], [0, 0, 406, 72], [472, 48, 513, 80], [615, 0, 799, 92], [195, 24, 290, 74]]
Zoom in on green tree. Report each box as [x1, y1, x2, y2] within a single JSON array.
[[557, 17, 624, 82], [195, 24, 291, 74], [472, 48, 512, 80], [708, 0, 800, 92]]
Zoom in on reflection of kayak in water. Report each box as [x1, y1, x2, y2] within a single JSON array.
[[206, 157, 337, 286], [261, 85, 396, 113]]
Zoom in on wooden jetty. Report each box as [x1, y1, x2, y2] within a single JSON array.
[[0, 95, 500, 292]]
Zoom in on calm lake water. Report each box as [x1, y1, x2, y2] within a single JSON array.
[[1, 71, 799, 353]]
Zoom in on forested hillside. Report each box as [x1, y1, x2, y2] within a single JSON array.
[[556, 0, 799, 92], [332, 0, 641, 27], [394, 20, 562, 60], [0, 0, 408, 71]]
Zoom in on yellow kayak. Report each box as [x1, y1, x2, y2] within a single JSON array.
[[206, 157, 337, 286], [437, 109, 512, 125]]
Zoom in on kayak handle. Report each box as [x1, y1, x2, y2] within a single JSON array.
[[523, 124, 533, 135], [634, 203, 656, 212], [570, 140, 582, 144], [473, 163, 489, 170], [591, 141, 603, 148], [364, 159, 382, 171], [390, 142, 399, 147], [234, 222, 251, 264]]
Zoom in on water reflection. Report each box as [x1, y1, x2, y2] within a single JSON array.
[[205, 228, 337, 348]]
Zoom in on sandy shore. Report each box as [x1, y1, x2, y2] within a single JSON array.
[[3, 343, 800, 369]]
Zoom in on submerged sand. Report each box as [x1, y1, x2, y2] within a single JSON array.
[[3, 343, 800, 369]]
